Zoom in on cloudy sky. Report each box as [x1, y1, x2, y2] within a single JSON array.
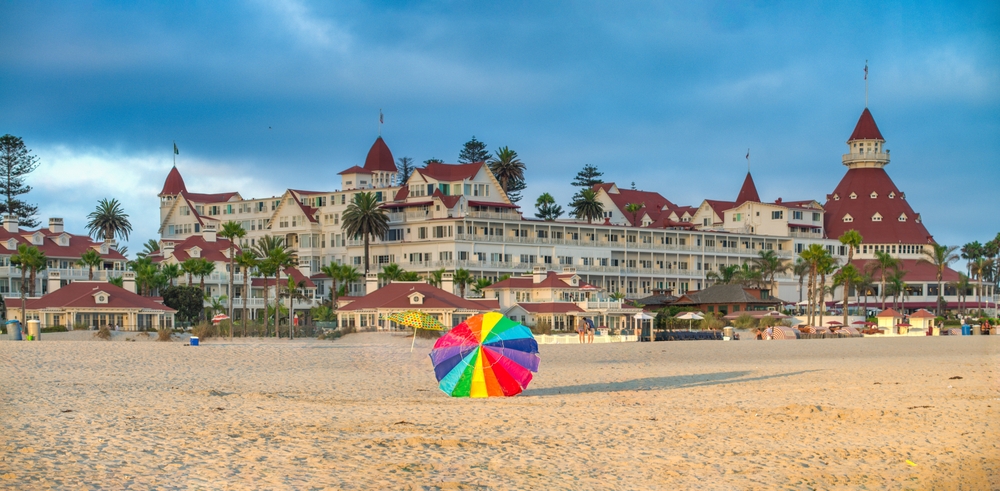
[[1, 1, 997, 254]]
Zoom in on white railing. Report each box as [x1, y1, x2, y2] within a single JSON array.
[[465, 211, 520, 220], [790, 231, 823, 238], [842, 152, 890, 164]]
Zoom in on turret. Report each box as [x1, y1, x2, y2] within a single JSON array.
[[159, 166, 188, 224], [842, 108, 890, 169]]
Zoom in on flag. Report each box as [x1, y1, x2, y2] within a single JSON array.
[[745, 149, 750, 160], [173, 142, 179, 155], [379, 110, 383, 124], [864, 61, 868, 80]]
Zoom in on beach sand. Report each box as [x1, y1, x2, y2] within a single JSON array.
[[1, 332, 997, 490]]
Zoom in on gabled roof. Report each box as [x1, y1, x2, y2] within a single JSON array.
[[418, 162, 484, 182], [0, 227, 125, 261], [672, 284, 781, 306], [851, 259, 959, 283], [485, 271, 598, 291], [25, 282, 175, 312], [909, 309, 936, 319], [823, 167, 932, 244], [592, 183, 676, 226], [160, 167, 188, 195], [876, 307, 902, 318], [337, 282, 492, 311], [394, 187, 409, 200], [363, 136, 398, 173], [155, 235, 239, 263], [182, 191, 241, 203], [338, 165, 370, 175], [848, 108, 884, 141], [735, 172, 760, 205], [432, 189, 461, 209]]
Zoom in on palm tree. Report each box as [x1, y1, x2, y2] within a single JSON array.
[[855, 272, 875, 317], [799, 244, 825, 326], [234, 250, 259, 337], [793, 258, 810, 304], [219, 221, 246, 340], [624, 202, 644, 227], [570, 189, 604, 224], [950, 273, 971, 314], [886, 269, 908, 311], [320, 263, 343, 304], [138, 239, 160, 258], [487, 146, 525, 196], [337, 266, 361, 298], [255, 235, 295, 337], [11, 244, 39, 322], [181, 258, 200, 286], [917, 244, 959, 316], [867, 250, 900, 310], [534, 193, 563, 221], [129, 257, 159, 296], [378, 263, 405, 284], [833, 264, 863, 327], [22, 246, 47, 297], [472, 277, 493, 297], [282, 277, 308, 339], [341, 191, 389, 274], [706, 264, 740, 285], [837, 230, 863, 318], [78, 249, 103, 280], [736, 263, 763, 288], [427, 268, 446, 288], [161, 263, 181, 287], [814, 253, 838, 326], [453, 268, 472, 298], [753, 249, 787, 294], [970, 257, 994, 315], [86, 198, 133, 244], [960, 241, 984, 276], [196, 258, 215, 292]]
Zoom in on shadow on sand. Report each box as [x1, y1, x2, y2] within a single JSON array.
[[526, 369, 821, 396]]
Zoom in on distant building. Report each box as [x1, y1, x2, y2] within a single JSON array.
[[336, 281, 497, 330], [670, 284, 781, 316], [14, 277, 175, 330]]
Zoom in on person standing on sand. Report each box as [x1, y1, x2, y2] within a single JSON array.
[[765, 325, 773, 340], [586, 317, 595, 343], [577, 317, 587, 343]]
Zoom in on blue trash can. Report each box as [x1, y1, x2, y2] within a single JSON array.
[[961, 325, 971, 336], [6, 320, 22, 341], [190, 336, 199, 346]]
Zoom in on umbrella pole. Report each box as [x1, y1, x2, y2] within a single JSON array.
[[411, 326, 417, 352]]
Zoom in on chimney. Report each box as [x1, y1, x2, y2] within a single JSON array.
[[47, 271, 61, 295], [203, 223, 217, 242], [48, 218, 64, 233], [365, 272, 378, 295], [532, 266, 546, 284], [441, 272, 454, 294], [121, 272, 137, 294], [161, 242, 174, 259], [3, 214, 18, 233]]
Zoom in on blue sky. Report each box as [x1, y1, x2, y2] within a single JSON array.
[[1, 1, 998, 253]]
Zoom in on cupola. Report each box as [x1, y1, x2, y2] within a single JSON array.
[[842, 108, 890, 169]]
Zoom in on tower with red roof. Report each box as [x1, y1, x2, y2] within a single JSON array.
[[823, 108, 933, 248]]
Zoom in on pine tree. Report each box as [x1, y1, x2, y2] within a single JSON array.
[[422, 158, 443, 167], [458, 137, 490, 163], [396, 157, 415, 183], [0, 135, 40, 227], [571, 164, 603, 188]]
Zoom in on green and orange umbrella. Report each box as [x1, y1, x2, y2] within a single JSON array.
[[388, 311, 444, 352], [429, 312, 539, 398]]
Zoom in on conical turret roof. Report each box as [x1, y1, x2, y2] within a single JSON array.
[[735, 172, 760, 205], [160, 166, 187, 196], [363, 137, 397, 173], [848, 108, 884, 141]]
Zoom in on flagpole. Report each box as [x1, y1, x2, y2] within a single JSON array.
[[173, 140, 176, 167], [864, 60, 868, 108]]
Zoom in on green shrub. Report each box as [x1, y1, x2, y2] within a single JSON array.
[[41, 325, 68, 333], [191, 322, 217, 340], [529, 319, 552, 335], [700, 313, 725, 331], [732, 314, 756, 329]]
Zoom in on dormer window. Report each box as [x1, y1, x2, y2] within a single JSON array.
[[872, 213, 883, 222], [4, 238, 17, 250], [898, 213, 907, 222], [94, 292, 109, 304], [843, 214, 854, 223], [408, 292, 425, 305], [915, 214, 921, 223], [870, 191, 878, 199], [833, 194, 840, 201], [888, 192, 895, 199], [849, 192, 857, 200]]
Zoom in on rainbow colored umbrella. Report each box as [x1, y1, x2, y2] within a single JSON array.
[[429, 312, 539, 398]]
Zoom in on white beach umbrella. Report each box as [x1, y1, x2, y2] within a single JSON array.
[[674, 311, 704, 329]]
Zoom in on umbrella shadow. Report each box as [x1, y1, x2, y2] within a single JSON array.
[[526, 369, 821, 396]]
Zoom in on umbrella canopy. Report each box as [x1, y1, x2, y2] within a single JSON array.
[[851, 320, 868, 325], [633, 312, 654, 320], [826, 320, 843, 325], [388, 311, 445, 330], [211, 314, 229, 324], [675, 312, 704, 320], [429, 312, 539, 398]]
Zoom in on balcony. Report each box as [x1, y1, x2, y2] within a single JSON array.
[[790, 231, 823, 239], [465, 211, 521, 220], [841, 152, 890, 165]]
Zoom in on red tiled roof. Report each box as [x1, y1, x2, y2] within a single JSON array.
[[876, 307, 902, 318], [848, 108, 884, 141], [282, 267, 316, 288], [515, 302, 585, 314], [468, 200, 518, 209], [433, 190, 462, 209], [467, 298, 501, 310], [338, 165, 370, 175], [593, 183, 676, 226], [735, 172, 760, 205], [394, 187, 409, 200], [0, 228, 125, 261], [418, 162, 483, 182], [160, 167, 187, 195], [704, 200, 736, 214], [851, 258, 959, 283], [824, 167, 932, 244], [160, 235, 239, 263], [363, 137, 397, 173], [909, 309, 936, 318], [25, 282, 176, 312], [182, 191, 239, 203], [338, 282, 492, 311], [485, 271, 595, 291]]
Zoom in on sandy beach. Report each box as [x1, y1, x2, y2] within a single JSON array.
[[1, 332, 997, 490]]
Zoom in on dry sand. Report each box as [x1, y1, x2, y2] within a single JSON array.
[[1, 332, 997, 490]]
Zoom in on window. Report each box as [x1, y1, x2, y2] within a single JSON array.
[[849, 192, 857, 200], [795, 243, 804, 253], [898, 214, 907, 222], [872, 213, 882, 222], [870, 191, 878, 199], [458, 251, 468, 261], [771, 211, 783, 220], [733, 213, 742, 222], [812, 212, 820, 221], [542, 256, 552, 264], [558, 256, 573, 265], [792, 211, 803, 220], [418, 227, 427, 239], [843, 214, 853, 223]]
